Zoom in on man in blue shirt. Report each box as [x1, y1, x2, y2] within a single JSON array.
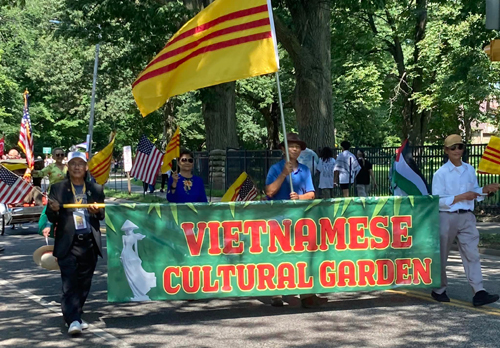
[[265, 133, 315, 201], [265, 133, 326, 308]]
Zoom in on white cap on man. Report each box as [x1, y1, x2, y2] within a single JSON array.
[[67, 151, 87, 163]]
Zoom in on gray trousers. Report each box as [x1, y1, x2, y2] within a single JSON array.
[[435, 212, 485, 294], [356, 184, 370, 197]]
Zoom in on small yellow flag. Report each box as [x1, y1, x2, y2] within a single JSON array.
[[478, 136, 500, 174], [161, 127, 180, 173], [221, 172, 258, 202], [132, 0, 279, 117], [88, 135, 116, 185]]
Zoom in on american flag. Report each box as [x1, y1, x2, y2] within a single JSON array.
[[0, 166, 33, 203], [18, 91, 34, 170], [235, 177, 258, 201], [130, 135, 163, 185]]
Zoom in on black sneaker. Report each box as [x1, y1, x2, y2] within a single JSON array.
[[431, 291, 450, 302], [473, 290, 499, 307], [271, 297, 284, 307]]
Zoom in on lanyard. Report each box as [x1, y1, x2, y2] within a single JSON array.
[[70, 182, 86, 205]]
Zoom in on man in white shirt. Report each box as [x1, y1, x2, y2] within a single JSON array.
[[298, 147, 319, 174], [432, 134, 500, 306], [334, 141, 361, 197]]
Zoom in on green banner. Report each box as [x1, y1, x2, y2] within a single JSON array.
[[106, 196, 440, 302]]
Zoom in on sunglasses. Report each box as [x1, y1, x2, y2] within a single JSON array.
[[449, 144, 465, 151], [55, 153, 65, 157], [180, 158, 194, 163]]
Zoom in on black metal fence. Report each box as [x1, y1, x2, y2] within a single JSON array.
[[192, 145, 500, 209]]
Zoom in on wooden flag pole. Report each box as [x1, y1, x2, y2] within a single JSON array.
[[63, 203, 106, 209], [274, 72, 294, 193]]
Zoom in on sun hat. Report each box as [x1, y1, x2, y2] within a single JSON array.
[[444, 134, 464, 147], [33, 245, 59, 271], [67, 151, 87, 163], [279, 133, 307, 151]]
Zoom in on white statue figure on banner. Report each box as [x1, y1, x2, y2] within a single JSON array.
[[120, 220, 157, 301]]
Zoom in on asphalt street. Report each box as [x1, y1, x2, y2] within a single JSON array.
[[2, 223, 500, 348]]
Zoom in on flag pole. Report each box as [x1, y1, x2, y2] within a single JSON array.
[[87, 41, 100, 160], [274, 72, 294, 193]]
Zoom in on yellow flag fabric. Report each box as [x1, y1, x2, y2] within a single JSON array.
[[221, 172, 248, 202], [161, 127, 180, 173], [132, 0, 279, 117], [478, 136, 500, 174], [88, 136, 115, 185]]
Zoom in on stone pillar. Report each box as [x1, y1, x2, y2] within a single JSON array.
[[209, 149, 226, 191]]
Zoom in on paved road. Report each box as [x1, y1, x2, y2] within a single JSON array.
[[2, 224, 500, 348]]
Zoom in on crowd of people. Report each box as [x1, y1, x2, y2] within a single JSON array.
[[2, 134, 499, 335]]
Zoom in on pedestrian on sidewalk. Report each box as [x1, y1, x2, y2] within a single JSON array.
[[334, 141, 360, 197], [265, 133, 327, 308], [431, 134, 500, 306], [316, 146, 336, 199], [46, 151, 105, 335], [356, 149, 377, 197]]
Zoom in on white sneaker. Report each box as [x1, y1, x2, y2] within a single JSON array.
[[81, 320, 89, 330], [68, 321, 82, 335]]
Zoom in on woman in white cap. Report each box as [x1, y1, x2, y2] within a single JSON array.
[[45, 151, 105, 335], [431, 134, 500, 306]]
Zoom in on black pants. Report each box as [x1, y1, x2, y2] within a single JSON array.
[[58, 235, 97, 325], [161, 173, 169, 190]]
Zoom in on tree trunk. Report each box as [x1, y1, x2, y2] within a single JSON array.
[[274, 0, 333, 150], [200, 82, 238, 151]]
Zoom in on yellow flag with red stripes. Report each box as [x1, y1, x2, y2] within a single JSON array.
[[478, 136, 500, 174], [132, 0, 279, 117], [88, 135, 115, 185], [161, 128, 180, 173]]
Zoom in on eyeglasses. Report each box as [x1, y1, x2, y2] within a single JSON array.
[[449, 144, 465, 151], [69, 162, 86, 168], [55, 153, 64, 157], [180, 158, 194, 163]]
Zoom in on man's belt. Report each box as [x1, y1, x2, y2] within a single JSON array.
[[446, 209, 472, 214]]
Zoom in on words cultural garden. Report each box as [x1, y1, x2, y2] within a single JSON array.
[[106, 196, 440, 302]]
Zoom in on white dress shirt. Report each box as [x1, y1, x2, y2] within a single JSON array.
[[432, 160, 484, 212]]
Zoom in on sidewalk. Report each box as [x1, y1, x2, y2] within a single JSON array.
[[477, 222, 500, 234]]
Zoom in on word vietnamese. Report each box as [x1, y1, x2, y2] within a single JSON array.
[[162, 258, 432, 295], [180, 216, 413, 256]]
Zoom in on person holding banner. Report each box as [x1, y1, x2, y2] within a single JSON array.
[[431, 134, 500, 306], [265, 133, 327, 308], [46, 151, 105, 335], [167, 149, 207, 203]]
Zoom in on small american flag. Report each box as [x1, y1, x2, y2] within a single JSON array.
[[18, 91, 34, 170], [0, 166, 33, 203], [130, 135, 163, 185], [235, 177, 258, 201]]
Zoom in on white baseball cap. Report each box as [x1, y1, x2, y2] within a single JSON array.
[[67, 151, 87, 163]]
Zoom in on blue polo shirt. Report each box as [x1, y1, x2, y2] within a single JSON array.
[[266, 160, 315, 200]]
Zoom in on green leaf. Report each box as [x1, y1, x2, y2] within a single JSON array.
[[148, 203, 161, 218], [333, 199, 340, 217], [372, 197, 388, 218], [105, 212, 116, 233], [408, 196, 414, 207], [341, 198, 353, 216], [122, 203, 136, 209], [186, 203, 198, 214], [305, 199, 322, 212], [394, 196, 402, 216], [170, 204, 178, 225], [244, 200, 252, 208], [229, 202, 236, 218]]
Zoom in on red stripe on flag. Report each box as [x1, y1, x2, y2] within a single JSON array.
[[484, 150, 500, 161], [90, 153, 113, 175], [92, 163, 111, 178], [486, 146, 500, 156], [146, 18, 271, 70], [482, 155, 500, 166], [133, 32, 273, 88], [165, 5, 268, 49]]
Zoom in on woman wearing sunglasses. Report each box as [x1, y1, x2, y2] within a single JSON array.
[[33, 148, 68, 192], [166, 149, 208, 203]]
